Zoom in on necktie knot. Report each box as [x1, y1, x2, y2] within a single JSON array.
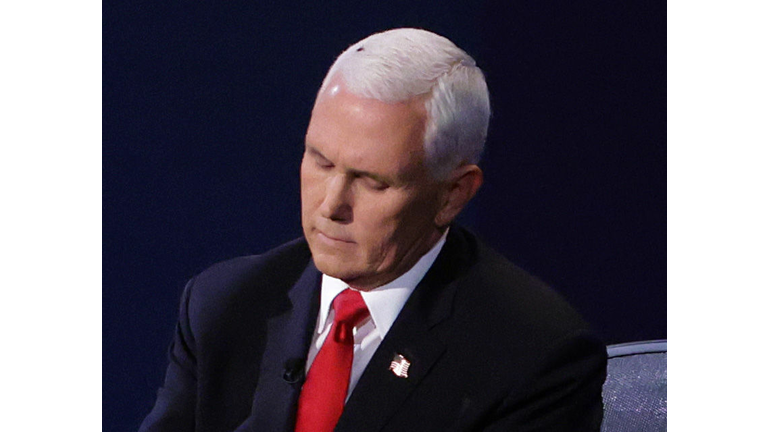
[[332, 288, 368, 326]]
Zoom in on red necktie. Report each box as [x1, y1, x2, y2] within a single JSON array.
[[295, 289, 369, 432]]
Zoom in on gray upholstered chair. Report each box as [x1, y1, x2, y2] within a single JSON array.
[[601, 340, 667, 432]]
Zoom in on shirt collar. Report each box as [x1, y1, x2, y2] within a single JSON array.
[[317, 228, 449, 338]]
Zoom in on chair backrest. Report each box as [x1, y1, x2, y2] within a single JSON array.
[[601, 340, 667, 432]]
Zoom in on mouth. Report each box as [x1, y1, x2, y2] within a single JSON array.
[[316, 230, 354, 245]]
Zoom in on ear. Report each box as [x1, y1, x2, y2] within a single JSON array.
[[434, 165, 484, 227]]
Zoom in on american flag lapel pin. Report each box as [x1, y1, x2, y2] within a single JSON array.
[[389, 354, 411, 378]]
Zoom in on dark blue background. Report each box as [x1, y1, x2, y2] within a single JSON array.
[[104, 1, 665, 429]]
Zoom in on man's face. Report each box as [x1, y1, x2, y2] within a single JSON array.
[[301, 81, 445, 290]]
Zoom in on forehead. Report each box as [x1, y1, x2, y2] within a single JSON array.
[[305, 83, 429, 181]]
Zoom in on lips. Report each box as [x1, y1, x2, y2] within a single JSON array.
[[316, 229, 354, 244]]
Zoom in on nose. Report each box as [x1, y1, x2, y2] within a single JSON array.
[[319, 174, 353, 222]]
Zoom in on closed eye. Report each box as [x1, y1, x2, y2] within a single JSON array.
[[361, 175, 389, 191], [306, 146, 334, 169]]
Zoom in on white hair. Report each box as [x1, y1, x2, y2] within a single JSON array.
[[319, 28, 491, 179]]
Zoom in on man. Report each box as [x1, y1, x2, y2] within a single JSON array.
[[140, 28, 606, 432]]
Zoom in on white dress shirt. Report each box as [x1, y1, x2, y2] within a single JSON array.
[[304, 229, 449, 399]]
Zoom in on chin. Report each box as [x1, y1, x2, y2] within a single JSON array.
[[313, 256, 361, 281]]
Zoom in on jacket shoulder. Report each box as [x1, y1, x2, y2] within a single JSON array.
[[183, 237, 312, 330], [450, 227, 593, 353], [192, 237, 310, 289]]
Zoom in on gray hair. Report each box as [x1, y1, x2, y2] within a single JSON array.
[[319, 28, 491, 179]]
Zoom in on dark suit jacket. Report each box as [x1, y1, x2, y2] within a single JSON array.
[[140, 226, 606, 432]]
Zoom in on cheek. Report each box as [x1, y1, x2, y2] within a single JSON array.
[[300, 166, 323, 207], [387, 196, 439, 240], [355, 200, 415, 246]]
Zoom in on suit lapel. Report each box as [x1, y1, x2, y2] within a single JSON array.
[[236, 260, 321, 432], [336, 228, 473, 432], [335, 308, 447, 432]]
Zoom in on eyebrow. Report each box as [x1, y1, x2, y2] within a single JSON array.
[[305, 144, 394, 185]]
